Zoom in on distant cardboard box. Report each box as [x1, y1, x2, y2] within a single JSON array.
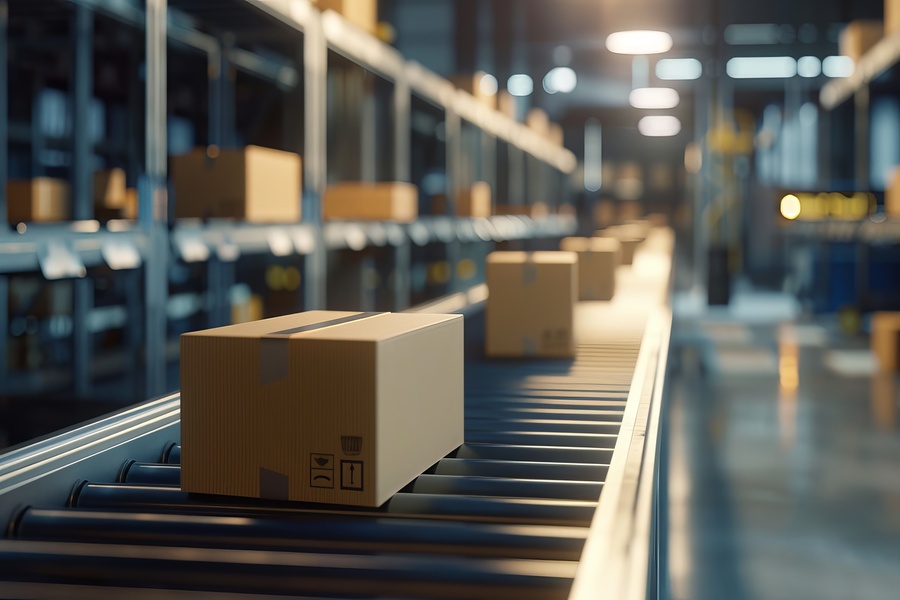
[[171, 146, 302, 223], [313, 0, 377, 34], [93, 168, 127, 209], [451, 72, 497, 109], [560, 237, 621, 301], [323, 182, 418, 222], [7, 178, 69, 224], [485, 251, 577, 357], [840, 20, 882, 63], [456, 182, 491, 218], [181, 310, 463, 507]]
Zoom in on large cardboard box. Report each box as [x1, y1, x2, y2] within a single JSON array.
[[323, 182, 418, 222], [872, 312, 900, 371], [313, 0, 377, 34], [456, 181, 491, 217], [549, 123, 564, 146], [452, 72, 497, 109], [93, 168, 127, 209], [498, 90, 517, 119], [485, 251, 577, 357], [526, 108, 550, 136], [886, 166, 900, 218], [7, 178, 69, 224], [181, 310, 464, 507], [172, 146, 302, 223], [560, 237, 621, 301], [596, 227, 642, 265], [888, 0, 900, 36], [840, 20, 882, 63]]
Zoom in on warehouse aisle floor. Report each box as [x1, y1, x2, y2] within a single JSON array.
[[664, 294, 900, 600]]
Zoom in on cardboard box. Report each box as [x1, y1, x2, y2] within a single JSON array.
[[840, 20, 882, 63], [485, 251, 577, 357], [526, 108, 550, 136], [93, 168, 127, 209], [7, 178, 69, 224], [498, 90, 517, 119], [872, 312, 900, 371], [172, 146, 302, 223], [596, 227, 642, 265], [123, 187, 138, 220], [560, 237, 621, 301], [886, 166, 900, 218], [451, 72, 497, 109], [313, 0, 377, 34], [888, 0, 900, 36], [181, 310, 464, 507], [494, 202, 549, 218], [323, 182, 418, 222], [549, 123, 564, 146], [456, 181, 491, 217]]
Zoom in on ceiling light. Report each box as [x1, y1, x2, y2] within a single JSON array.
[[507, 74, 533, 97], [726, 56, 796, 79], [780, 194, 801, 220], [822, 55, 854, 78], [543, 67, 577, 94], [479, 73, 498, 96], [724, 24, 780, 45], [656, 58, 702, 80], [606, 30, 673, 55], [629, 87, 680, 109], [797, 56, 821, 78], [638, 115, 681, 137]]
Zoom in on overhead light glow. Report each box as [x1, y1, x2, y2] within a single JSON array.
[[606, 30, 673, 55], [638, 115, 681, 137], [584, 118, 602, 192], [479, 73, 498, 96], [797, 56, 821, 78], [822, 55, 854, 78], [724, 23, 780, 45], [543, 67, 577, 94], [629, 87, 680, 109], [507, 74, 534, 97], [780, 194, 801, 220], [656, 58, 702, 80], [726, 56, 796, 79]]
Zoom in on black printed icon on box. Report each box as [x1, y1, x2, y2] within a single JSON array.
[[310, 453, 334, 469], [309, 453, 334, 489], [341, 460, 364, 491]]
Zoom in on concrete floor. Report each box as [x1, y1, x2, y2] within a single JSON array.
[[664, 297, 900, 600]]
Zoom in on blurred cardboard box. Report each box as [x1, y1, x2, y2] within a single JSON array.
[[498, 90, 517, 119], [526, 108, 550, 136], [172, 146, 302, 223], [872, 312, 900, 371], [451, 72, 497, 109], [549, 123, 564, 146], [840, 20, 882, 63], [93, 168, 127, 209], [886, 166, 900, 217], [597, 226, 643, 265], [593, 200, 617, 228], [888, 0, 900, 36], [323, 182, 418, 222], [313, 0, 377, 34], [181, 310, 464, 507], [7, 178, 69, 224], [231, 293, 264, 325], [456, 182, 491, 217], [560, 237, 621, 301], [485, 251, 577, 357]]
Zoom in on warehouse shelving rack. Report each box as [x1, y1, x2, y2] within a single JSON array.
[[0, 0, 577, 402]]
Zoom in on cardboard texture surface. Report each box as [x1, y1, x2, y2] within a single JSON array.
[[172, 146, 302, 223], [323, 182, 418, 222], [872, 312, 900, 371], [840, 21, 883, 62], [888, 0, 900, 36], [456, 182, 492, 217], [887, 167, 900, 217], [181, 310, 463, 507], [7, 178, 69, 223], [313, 0, 377, 33], [93, 168, 127, 209], [560, 237, 621, 301], [597, 226, 644, 266], [498, 90, 517, 119], [549, 123, 564, 146], [485, 251, 577, 357], [526, 108, 550, 136]]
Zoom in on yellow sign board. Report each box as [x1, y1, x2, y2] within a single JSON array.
[[779, 192, 875, 222]]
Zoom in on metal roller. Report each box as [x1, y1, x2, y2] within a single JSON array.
[[463, 418, 621, 435], [410, 474, 602, 501], [463, 431, 618, 449], [434, 458, 608, 482]]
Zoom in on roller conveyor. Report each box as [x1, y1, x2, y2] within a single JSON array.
[[0, 231, 674, 599]]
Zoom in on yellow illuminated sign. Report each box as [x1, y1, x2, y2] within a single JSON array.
[[779, 192, 875, 221]]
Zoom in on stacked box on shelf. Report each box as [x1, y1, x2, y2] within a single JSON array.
[[313, 0, 377, 34], [560, 237, 621, 301], [839, 20, 882, 63], [6, 178, 69, 224], [93, 168, 138, 220], [888, 0, 900, 36], [323, 182, 418, 222], [451, 72, 497, 109], [456, 182, 492, 218]]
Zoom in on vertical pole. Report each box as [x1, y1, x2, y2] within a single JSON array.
[[360, 74, 376, 182], [71, 4, 93, 396], [0, 275, 7, 392], [444, 108, 462, 292], [855, 85, 870, 191], [392, 73, 411, 310], [207, 44, 222, 148], [143, 0, 168, 398], [304, 12, 327, 309], [0, 0, 7, 226]]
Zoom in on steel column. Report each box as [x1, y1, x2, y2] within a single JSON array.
[[0, 0, 7, 227], [303, 13, 327, 309]]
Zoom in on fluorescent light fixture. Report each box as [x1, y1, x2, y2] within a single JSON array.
[[724, 23, 780, 45], [629, 87, 680, 109], [822, 55, 854, 78], [797, 56, 821, 78], [479, 73, 498, 96], [726, 56, 796, 79], [584, 118, 602, 192], [543, 67, 577, 94], [638, 115, 681, 137], [507, 74, 534, 97], [606, 30, 673, 55], [656, 58, 702, 80]]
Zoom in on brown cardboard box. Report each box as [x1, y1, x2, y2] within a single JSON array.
[[313, 0, 377, 34], [888, 0, 900, 36], [181, 310, 464, 507], [7, 178, 69, 224], [596, 227, 642, 265], [172, 146, 302, 223], [872, 312, 900, 371], [451, 72, 497, 109], [839, 20, 882, 63], [560, 237, 621, 301], [231, 293, 264, 325], [123, 187, 138, 220], [526, 108, 550, 136], [548, 123, 564, 146], [498, 90, 517, 119], [886, 166, 900, 218], [456, 181, 491, 217], [93, 168, 127, 209], [323, 182, 418, 222], [485, 251, 577, 357]]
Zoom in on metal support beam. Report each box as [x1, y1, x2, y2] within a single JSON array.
[[143, 0, 168, 399], [393, 239, 411, 311], [393, 73, 411, 182], [0, 0, 7, 227], [854, 85, 870, 190], [444, 109, 462, 291], [0, 275, 7, 390], [304, 13, 327, 309]]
